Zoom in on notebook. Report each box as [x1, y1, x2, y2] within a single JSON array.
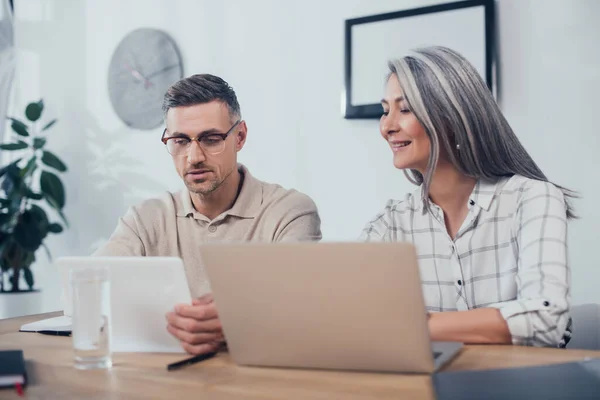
[[433, 357, 600, 400], [19, 316, 72, 333], [0, 350, 27, 388]]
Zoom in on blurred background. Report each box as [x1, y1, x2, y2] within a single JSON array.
[[0, 0, 599, 318]]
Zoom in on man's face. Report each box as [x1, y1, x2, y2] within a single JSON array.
[[164, 101, 247, 195]]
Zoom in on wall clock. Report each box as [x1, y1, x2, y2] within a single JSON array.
[[108, 28, 183, 130]]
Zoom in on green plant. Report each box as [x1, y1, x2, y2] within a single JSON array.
[[0, 100, 68, 292]]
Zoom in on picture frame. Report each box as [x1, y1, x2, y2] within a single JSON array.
[[343, 0, 495, 119]]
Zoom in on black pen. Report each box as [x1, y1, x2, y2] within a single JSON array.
[[38, 330, 72, 336], [167, 351, 217, 371], [21, 330, 72, 337]]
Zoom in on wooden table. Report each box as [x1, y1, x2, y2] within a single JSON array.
[[2, 312, 600, 399]]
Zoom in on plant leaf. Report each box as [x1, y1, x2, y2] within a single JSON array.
[[40, 171, 66, 209], [9, 118, 29, 137], [23, 267, 34, 289], [38, 193, 69, 227], [0, 175, 14, 195], [29, 204, 50, 234], [25, 190, 43, 200], [42, 119, 57, 131], [48, 223, 63, 233], [41, 151, 67, 172], [0, 159, 22, 179], [0, 213, 9, 228], [20, 156, 37, 179], [0, 178, 13, 196], [0, 141, 28, 151], [58, 209, 69, 228], [42, 243, 52, 261], [25, 100, 44, 122], [0, 164, 21, 195], [33, 137, 47, 149], [13, 211, 44, 251], [9, 268, 20, 290], [0, 238, 9, 266]]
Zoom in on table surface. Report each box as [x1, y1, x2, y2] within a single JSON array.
[[2, 311, 600, 399]]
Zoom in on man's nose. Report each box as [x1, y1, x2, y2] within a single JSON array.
[[187, 140, 207, 164]]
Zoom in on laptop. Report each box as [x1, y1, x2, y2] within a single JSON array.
[[21, 257, 191, 353], [200, 242, 463, 374]]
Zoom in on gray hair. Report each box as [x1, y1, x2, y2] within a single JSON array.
[[388, 46, 576, 218], [162, 74, 241, 122]]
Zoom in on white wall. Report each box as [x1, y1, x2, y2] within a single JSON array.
[[2, 0, 599, 318], [496, 0, 600, 305]]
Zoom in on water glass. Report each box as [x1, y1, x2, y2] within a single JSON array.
[[70, 266, 112, 370]]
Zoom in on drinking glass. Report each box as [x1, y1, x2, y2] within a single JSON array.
[[70, 266, 111, 370]]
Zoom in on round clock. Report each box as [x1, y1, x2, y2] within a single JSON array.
[[107, 28, 183, 130]]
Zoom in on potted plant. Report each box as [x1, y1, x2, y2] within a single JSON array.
[[0, 99, 68, 292]]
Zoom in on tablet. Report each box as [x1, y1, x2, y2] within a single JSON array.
[[53, 256, 192, 353]]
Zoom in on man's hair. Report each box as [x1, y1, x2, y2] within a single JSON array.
[[162, 74, 241, 121]]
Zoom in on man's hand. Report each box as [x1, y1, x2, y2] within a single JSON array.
[[166, 294, 224, 355]]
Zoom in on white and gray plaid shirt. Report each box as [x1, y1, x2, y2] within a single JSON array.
[[360, 174, 571, 347]]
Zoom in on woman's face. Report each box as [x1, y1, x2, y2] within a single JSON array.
[[380, 74, 431, 172]]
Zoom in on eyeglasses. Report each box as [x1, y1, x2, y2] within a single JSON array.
[[161, 120, 241, 156]]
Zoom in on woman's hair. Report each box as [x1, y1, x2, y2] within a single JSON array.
[[387, 46, 576, 218]]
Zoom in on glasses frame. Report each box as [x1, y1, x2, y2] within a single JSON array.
[[161, 119, 242, 156]]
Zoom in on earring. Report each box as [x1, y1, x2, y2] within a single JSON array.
[[456, 143, 460, 150]]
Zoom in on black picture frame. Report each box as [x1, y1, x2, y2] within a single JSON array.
[[343, 0, 495, 119]]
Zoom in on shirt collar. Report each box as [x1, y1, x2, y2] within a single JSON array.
[[414, 177, 502, 212], [413, 186, 427, 212], [226, 165, 262, 218], [176, 164, 262, 219], [470, 178, 501, 211], [178, 187, 195, 218]]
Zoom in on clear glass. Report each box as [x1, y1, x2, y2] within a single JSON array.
[[161, 119, 242, 156], [70, 266, 112, 370], [165, 135, 227, 156]]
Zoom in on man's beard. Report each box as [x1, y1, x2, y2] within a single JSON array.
[[185, 177, 222, 196], [184, 165, 237, 196]]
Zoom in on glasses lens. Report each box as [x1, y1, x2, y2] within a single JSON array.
[[199, 135, 226, 155], [166, 138, 190, 155]]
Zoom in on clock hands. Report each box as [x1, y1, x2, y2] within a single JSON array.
[[146, 63, 181, 79], [122, 62, 181, 89], [123, 62, 154, 89]]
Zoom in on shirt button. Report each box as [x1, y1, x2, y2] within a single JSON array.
[[469, 199, 475, 206], [208, 225, 217, 233], [543, 301, 550, 306], [457, 280, 462, 286]]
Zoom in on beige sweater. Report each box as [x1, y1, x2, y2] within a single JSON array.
[[93, 165, 322, 297]]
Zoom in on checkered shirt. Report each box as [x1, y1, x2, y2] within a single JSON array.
[[360, 174, 571, 348]]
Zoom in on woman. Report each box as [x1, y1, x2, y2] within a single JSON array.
[[361, 46, 575, 347]]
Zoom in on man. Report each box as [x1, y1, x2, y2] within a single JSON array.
[[94, 74, 322, 355]]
